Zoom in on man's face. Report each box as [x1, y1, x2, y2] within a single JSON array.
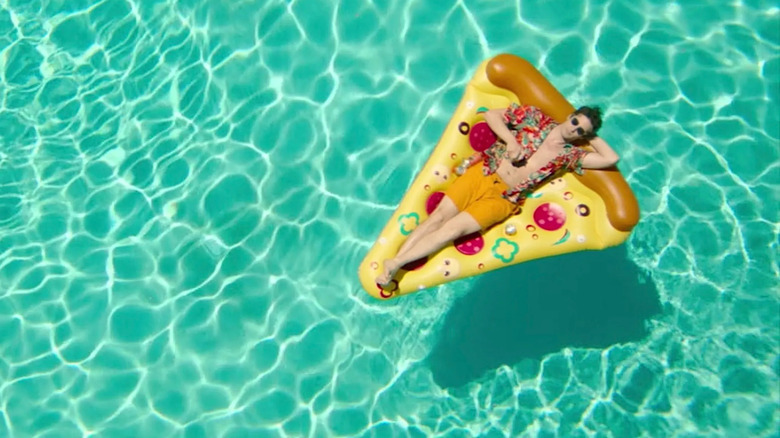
[[565, 113, 593, 140]]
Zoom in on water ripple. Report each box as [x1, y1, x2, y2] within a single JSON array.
[[0, 0, 777, 436]]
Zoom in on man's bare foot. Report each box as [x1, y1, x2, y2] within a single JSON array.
[[375, 258, 401, 286]]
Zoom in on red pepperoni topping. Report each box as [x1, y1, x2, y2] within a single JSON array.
[[426, 192, 445, 215], [468, 122, 497, 152], [533, 203, 566, 231], [454, 232, 484, 255]]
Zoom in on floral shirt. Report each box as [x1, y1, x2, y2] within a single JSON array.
[[476, 103, 588, 204]]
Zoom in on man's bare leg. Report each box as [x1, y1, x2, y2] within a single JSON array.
[[394, 196, 459, 262], [376, 212, 482, 286]]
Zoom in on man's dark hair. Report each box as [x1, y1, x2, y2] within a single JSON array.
[[574, 106, 602, 138]]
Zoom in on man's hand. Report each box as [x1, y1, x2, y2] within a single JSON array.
[[505, 139, 524, 161], [483, 107, 524, 163], [484, 108, 519, 146]]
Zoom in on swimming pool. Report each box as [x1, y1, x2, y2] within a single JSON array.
[[0, 0, 777, 436]]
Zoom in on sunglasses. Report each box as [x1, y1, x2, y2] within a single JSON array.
[[570, 116, 587, 137]]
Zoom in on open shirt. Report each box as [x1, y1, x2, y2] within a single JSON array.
[[478, 103, 588, 205]]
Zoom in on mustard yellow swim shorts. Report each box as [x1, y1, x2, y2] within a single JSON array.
[[445, 164, 518, 229]]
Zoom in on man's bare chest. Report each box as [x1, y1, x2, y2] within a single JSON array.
[[497, 139, 564, 186]]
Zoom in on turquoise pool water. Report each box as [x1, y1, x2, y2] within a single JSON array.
[[1, 0, 778, 437]]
